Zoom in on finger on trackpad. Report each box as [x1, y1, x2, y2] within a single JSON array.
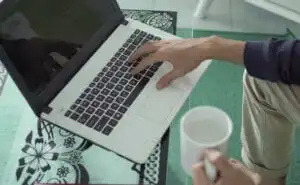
[[138, 83, 184, 123]]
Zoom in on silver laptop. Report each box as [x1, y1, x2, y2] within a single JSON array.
[[0, 0, 210, 163]]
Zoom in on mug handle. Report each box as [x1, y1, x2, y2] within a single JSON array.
[[204, 157, 217, 182]]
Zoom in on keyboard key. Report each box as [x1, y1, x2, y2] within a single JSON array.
[[124, 49, 132, 56], [119, 55, 127, 61], [124, 73, 132, 79], [134, 29, 141, 34], [101, 77, 109, 83], [84, 88, 91, 93], [115, 85, 123, 91], [146, 34, 154, 39], [107, 61, 113, 67], [89, 82, 96, 88], [86, 115, 99, 128], [119, 48, 125, 53], [86, 94, 95, 101], [94, 116, 109, 131], [81, 100, 90, 108], [96, 83, 104, 89], [70, 104, 77, 110], [106, 71, 114, 78], [75, 99, 82, 104], [111, 77, 119, 83], [128, 45, 135, 50], [108, 119, 118, 127], [120, 91, 129, 97], [127, 38, 133, 43], [120, 79, 128, 86], [139, 69, 147, 75], [123, 42, 129, 48], [101, 102, 109, 109], [105, 109, 115, 117], [102, 126, 113, 136], [91, 101, 100, 107], [146, 70, 154, 78], [106, 83, 114, 89], [154, 61, 163, 67], [114, 112, 123, 120], [111, 57, 117, 62], [133, 38, 142, 45], [115, 52, 121, 57], [133, 74, 142, 80], [154, 36, 161, 40], [102, 67, 108, 72], [111, 103, 119, 110], [150, 65, 159, 72], [130, 34, 137, 39], [116, 71, 124, 78], [70, 113, 80, 121], [64, 110, 72, 117], [95, 109, 104, 116], [125, 85, 133, 92], [96, 94, 105, 101], [93, 77, 100, 82], [124, 77, 150, 107], [120, 66, 128, 72], [116, 97, 124, 104], [110, 90, 118, 97], [78, 113, 90, 124], [79, 93, 86, 99], [76, 106, 85, 114], [91, 88, 100, 95], [105, 96, 114, 103], [98, 72, 104, 77], [140, 31, 147, 36], [119, 106, 127, 114], [116, 60, 123, 66], [86, 107, 95, 114], [111, 65, 118, 72], [101, 88, 110, 95], [129, 79, 138, 86]]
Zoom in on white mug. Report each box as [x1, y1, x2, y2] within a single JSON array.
[[180, 106, 233, 181]]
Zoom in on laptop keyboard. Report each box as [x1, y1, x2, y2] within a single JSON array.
[[64, 29, 162, 136]]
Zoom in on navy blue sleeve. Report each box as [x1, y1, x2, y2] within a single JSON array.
[[244, 38, 300, 85]]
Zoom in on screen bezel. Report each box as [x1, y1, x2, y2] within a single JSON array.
[[0, 0, 125, 116]]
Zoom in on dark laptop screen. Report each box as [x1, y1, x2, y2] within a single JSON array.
[[0, 0, 117, 92]]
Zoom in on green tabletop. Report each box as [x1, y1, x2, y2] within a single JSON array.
[[2, 1, 300, 185]]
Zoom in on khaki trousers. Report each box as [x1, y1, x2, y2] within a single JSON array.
[[241, 71, 300, 178]]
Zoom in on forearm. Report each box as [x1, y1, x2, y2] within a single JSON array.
[[202, 36, 300, 85]]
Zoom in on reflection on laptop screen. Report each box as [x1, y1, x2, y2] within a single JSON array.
[[0, 0, 115, 91]]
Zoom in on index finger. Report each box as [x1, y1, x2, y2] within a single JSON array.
[[192, 162, 212, 185], [129, 41, 159, 62]]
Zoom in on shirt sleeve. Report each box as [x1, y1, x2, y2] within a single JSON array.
[[244, 38, 300, 85]]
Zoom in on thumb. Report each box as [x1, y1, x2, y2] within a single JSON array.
[[206, 150, 231, 175], [157, 70, 183, 90], [192, 162, 212, 185]]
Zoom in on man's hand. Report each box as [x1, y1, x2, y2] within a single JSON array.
[[193, 150, 260, 185], [130, 36, 246, 90], [129, 37, 215, 89]]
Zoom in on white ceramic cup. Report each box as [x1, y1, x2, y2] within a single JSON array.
[[180, 106, 233, 181]]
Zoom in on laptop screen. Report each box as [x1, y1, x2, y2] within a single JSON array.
[[0, 0, 118, 92]]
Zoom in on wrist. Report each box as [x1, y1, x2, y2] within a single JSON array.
[[204, 35, 246, 65]]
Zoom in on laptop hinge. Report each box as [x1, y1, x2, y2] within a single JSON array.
[[122, 19, 129, 25], [42, 106, 53, 115]]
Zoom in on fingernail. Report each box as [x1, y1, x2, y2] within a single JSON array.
[[157, 83, 163, 90]]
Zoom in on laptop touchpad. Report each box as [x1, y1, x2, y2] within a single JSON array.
[[137, 82, 184, 123]]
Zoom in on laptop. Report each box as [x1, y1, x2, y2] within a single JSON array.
[[0, 0, 210, 163]]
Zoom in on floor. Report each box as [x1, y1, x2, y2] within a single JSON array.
[[118, 0, 300, 35]]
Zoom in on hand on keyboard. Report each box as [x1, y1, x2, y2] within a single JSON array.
[[129, 37, 215, 90]]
